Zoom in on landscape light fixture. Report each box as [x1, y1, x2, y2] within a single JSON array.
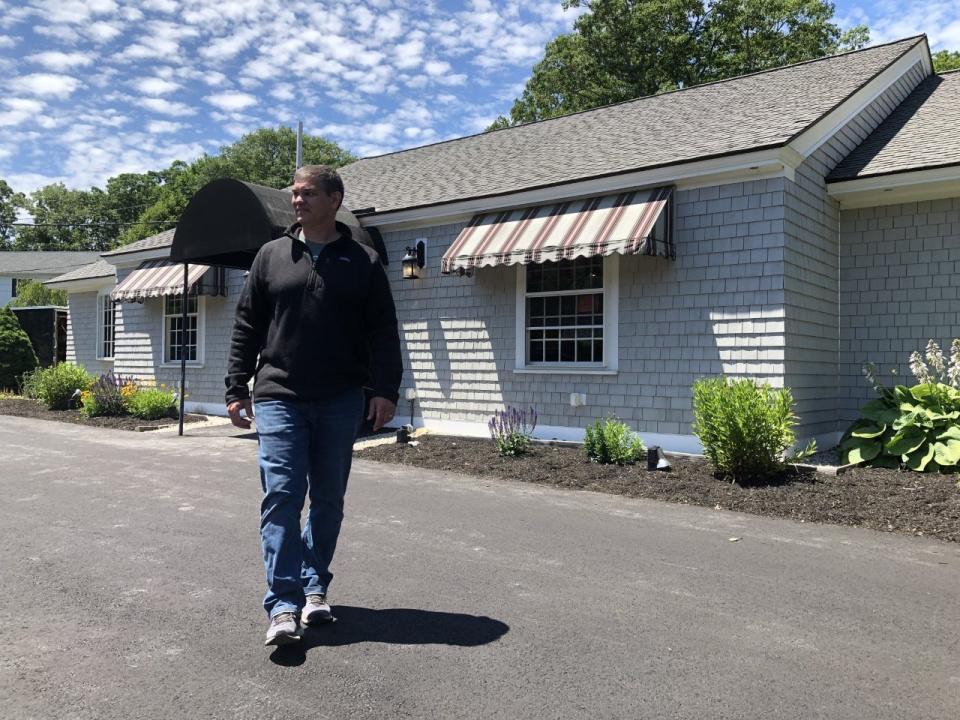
[[647, 446, 671, 471], [402, 240, 426, 280]]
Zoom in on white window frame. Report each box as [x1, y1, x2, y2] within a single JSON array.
[[161, 294, 205, 368], [96, 291, 117, 361], [514, 254, 619, 375]]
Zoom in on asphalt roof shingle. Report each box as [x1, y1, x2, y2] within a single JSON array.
[[45, 259, 116, 285], [101, 228, 175, 256], [0, 251, 102, 276], [338, 37, 925, 214], [828, 70, 960, 181]]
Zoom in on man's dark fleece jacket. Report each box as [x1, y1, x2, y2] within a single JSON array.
[[225, 222, 402, 406]]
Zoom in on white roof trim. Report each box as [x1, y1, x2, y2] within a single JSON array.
[[44, 276, 116, 293], [788, 40, 931, 159], [827, 165, 960, 208], [366, 147, 798, 231]]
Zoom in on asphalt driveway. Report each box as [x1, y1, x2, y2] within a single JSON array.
[[1, 415, 958, 719]]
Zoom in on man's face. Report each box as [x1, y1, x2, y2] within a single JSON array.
[[291, 179, 342, 226]]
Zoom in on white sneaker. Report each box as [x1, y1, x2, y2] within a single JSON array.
[[264, 611, 300, 646], [301, 594, 334, 626]]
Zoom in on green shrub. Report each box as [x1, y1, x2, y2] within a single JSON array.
[[0, 306, 39, 391], [126, 386, 177, 420], [583, 416, 646, 465], [28, 362, 92, 410], [691, 377, 812, 482], [488, 405, 537, 456], [844, 340, 960, 473], [8, 279, 67, 307]]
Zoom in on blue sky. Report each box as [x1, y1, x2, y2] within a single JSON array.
[[0, 0, 957, 197]]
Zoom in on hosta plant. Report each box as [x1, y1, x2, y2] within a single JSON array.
[[842, 339, 960, 472]]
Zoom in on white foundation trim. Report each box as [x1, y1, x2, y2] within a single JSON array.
[[387, 415, 705, 454]]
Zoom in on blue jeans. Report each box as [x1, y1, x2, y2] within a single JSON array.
[[254, 389, 364, 618]]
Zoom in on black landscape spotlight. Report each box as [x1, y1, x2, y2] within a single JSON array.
[[647, 446, 672, 471]]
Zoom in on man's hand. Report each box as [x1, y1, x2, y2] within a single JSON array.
[[227, 399, 254, 429], [367, 396, 397, 432]]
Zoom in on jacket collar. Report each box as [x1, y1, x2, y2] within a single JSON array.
[[283, 221, 353, 245]]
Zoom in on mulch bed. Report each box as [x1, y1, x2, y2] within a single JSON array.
[[0, 397, 207, 432], [357, 435, 960, 543]]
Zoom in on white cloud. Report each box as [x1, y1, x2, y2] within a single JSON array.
[[34, 0, 119, 25], [10, 73, 80, 99], [205, 91, 257, 111], [269, 85, 295, 102], [0, 98, 45, 127], [146, 120, 183, 134], [199, 26, 260, 60], [85, 21, 123, 43], [0, 34, 17, 48], [853, 1, 960, 50], [395, 38, 425, 70], [27, 50, 96, 69], [136, 77, 180, 95], [140, 0, 179, 13], [141, 97, 197, 116]]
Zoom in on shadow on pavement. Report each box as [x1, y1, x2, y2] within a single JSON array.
[[269, 606, 509, 665]]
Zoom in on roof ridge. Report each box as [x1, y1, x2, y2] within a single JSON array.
[[346, 35, 926, 166]]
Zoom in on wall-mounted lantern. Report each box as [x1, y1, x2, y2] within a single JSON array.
[[402, 240, 426, 280]]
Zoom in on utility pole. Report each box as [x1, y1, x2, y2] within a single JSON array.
[[295, 120, 303, 170]]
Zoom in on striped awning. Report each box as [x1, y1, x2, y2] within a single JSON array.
[[441, 186, 672, 274], [110, 260, 215, 303]]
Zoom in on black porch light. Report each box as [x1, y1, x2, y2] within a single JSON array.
[[402, 240, 426, 280]]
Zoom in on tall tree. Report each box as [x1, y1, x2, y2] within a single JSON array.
[[491, 0, 869, 127], [0, 179, 23, 248], [13, 184, 115, 251], [933, 49, 960, 73], [118, 126, 355, 246]]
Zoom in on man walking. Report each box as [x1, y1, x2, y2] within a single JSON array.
[[225, 165, 402, 646]]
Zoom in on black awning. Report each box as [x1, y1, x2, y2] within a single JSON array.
[[171, 178, 388, 270]]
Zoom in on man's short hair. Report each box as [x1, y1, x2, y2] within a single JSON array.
[[294, 165, 344, 207]]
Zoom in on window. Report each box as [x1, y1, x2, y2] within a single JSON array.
[[11, 278, 17, 297], [524, 256, 605, 365], [164, 295, 200, 363], [97, 293, 116, 360]]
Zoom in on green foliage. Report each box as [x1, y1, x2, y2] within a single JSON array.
[[843, 341, 960, 473], [691, 377, 810, 482], [0, 306, 39, 391], [933, 50, 960, 73], [13, 183, 116, 251], [8, 126, 355, 250], [8, 279, 67, 307], [25, 362, 93, 410], [79, 372, 134, 418], [489, 405, 538, 456], [118, 127, 356, 246], [0, 178, 24, 247], [583, 416, 646, 465], [492, 0, 869, 127], [125, 386, 177, 420]]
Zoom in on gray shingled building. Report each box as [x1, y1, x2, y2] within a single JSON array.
[[48, 36, 960, 452]]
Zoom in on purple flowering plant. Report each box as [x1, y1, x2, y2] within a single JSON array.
[[488, 405, 538, 457]]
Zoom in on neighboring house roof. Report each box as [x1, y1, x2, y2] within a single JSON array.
[[101, 228, 175, 256], [338, 36, 925, 214], [45, 259, 116, 285], [828, 70, 960, 181], [0, 251, 101, 279]]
